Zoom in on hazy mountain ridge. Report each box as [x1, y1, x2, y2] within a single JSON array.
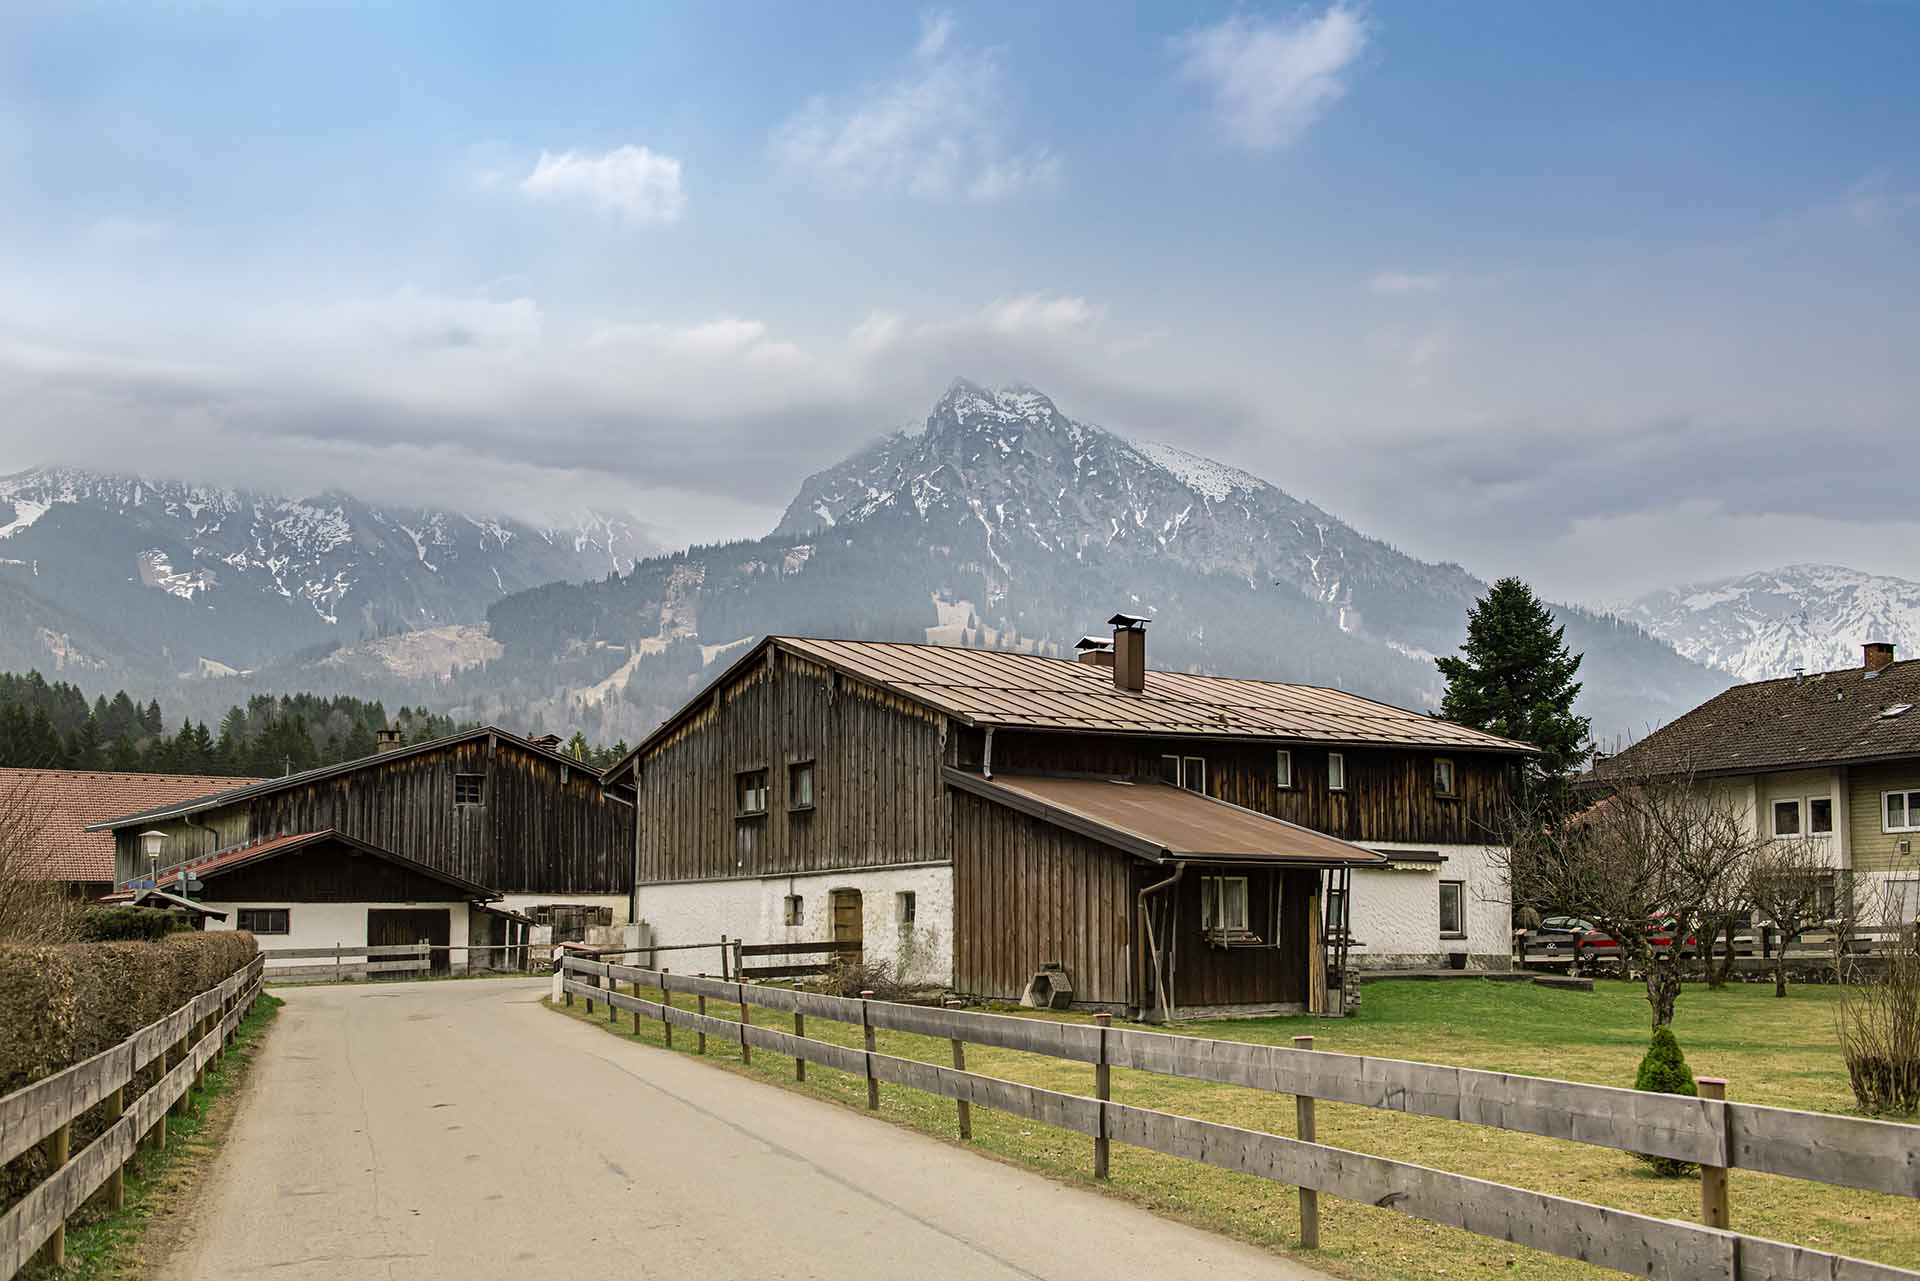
[[1614, 563, 1920, 681]]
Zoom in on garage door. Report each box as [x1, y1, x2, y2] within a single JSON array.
[[367, 908, 451, 975]]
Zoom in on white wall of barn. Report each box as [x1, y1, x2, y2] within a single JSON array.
[[1347, 843, 1511, 970], [636, 865, 954, 986], [202, 899, 472, 972]]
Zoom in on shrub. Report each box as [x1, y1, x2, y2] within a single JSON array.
[[1837, 925, 1920, 1116], [1633, 1025, 1699, 1176], [73, 905, 191, 941], [819, 953, 913, 1000]]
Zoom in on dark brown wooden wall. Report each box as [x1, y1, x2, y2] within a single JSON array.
[[202, 842, 471, 903], [1166, 867, 1314, 1008], [974, 731, 1513, 845], [949, 787, 1134, 1006], [115, 739, 630, 894], [635, 651, 949, 884]]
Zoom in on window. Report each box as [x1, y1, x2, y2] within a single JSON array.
[[783, 894, 803, 927], [1275, 749, 1293, 790], [1885, 789, 1920, 833], [1159, 754, 1182, 786], [1809, 797, 1834, 835], [736, 769, 768, 816], [1438, 880, 1465, 937], [1182, 756, 1206, 794], [237, 908, 289, 935], [1772, 798, 1803, 837], [1434, 757, 1457, 797], [1325, 888, 1348, 935], [1200, 876, 1250, 936], [453, 773, 484, 806], [789, 760, 816, 810], [1327, 752, 1345, 792], [896, 891, 917, 930]]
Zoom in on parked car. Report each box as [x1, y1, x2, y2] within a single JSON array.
[[1523, 916, 1621, 962]]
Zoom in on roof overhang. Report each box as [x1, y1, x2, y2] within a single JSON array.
[[147, 829, 501, 901]]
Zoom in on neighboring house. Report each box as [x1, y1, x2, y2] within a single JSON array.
[[1593, 642, 1920, 924], [89, 727, 634, 960], [603, 620, 1532, 1018], [0, 767, 263, 899]]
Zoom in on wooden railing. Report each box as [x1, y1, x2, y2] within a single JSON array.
[[734, 939, 863, 980], [557, 955, 1918, 1281], [260, 943, 432, 982], [0, 954, 266, 1278]]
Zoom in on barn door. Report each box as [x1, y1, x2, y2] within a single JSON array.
[[368, 908, 451, 975], [830, 889, 863, 954]]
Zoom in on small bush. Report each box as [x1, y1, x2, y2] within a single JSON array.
[[819, 954, 914, 1000], [73, 905, 191, 941], [1633, 1025, 1699, 1176], [1838, 926, 1920, 1116]]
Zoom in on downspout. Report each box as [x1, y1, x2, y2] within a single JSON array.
[[1136, 861, 1184, 1022], [982, 726, 994, 780]]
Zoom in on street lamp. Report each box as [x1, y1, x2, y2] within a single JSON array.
[[140, 830, 167, 889]]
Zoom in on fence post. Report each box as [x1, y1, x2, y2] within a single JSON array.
[[738, 982, 752, 1065], [105, 1085, 127, 1209], [171, 1033, 191, 1117], [1698, 1076, 1731, 1230], [861, 990, 879, 1111], [335, 943, 343, 984], [1293, 1034, 1320, 1249], [951, 1038, 971, 1139], [697, 987, 708, 1054], [585, 971, 595, 1016], [661, 969, 672, 1046], [720, 935, 730, 981], [1094, 1013, 1112, 1180], [794, 1008, 807, 1082], [41, 1121, 70, 1267]]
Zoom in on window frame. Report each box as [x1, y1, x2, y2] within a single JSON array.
[[735, 768, 769, 818], [1771, 797, 1804, 838], [1438, 879, 1466, 939], [1807, 796, 1834, 836], [788, 760, 816, 811], [1327, 751, 1345, 792], [1159, 754, 1182, 786], [1275, 749, 1293, 790], [1181, 756, 1206, 794], [1433, 757, 1457, 797], [1884, 789, 1920, 833], [1200, 875, 1251, 935], [453, 772, 485, 806], [783, 894, 803, 927], [896, 890, 917, 930], [237, 907, 290, 935]]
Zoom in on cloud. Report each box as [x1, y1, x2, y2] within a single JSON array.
[[519, 145, 686, 224], [771, 11, 1057, 202], [1173, 4, 1370, 150], [1368, 271, 1444, 296]]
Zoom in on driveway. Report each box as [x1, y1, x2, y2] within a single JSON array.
[[161, 977, 1333, 1280]]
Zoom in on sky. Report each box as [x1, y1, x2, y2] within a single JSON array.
[[1, 1, 1916, 603]]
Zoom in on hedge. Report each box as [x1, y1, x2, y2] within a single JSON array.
[[0, 930, 258, 1212], [72, 904, 192, 942]]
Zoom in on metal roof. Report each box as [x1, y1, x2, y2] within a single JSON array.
[[88, 726, 603, 832], [947, 770, 1390, 867]]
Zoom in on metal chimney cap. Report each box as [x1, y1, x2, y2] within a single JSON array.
[[1073, 635, 1115, 651], [1106, 613, 1151, 629]]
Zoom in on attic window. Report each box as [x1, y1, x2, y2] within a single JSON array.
[[454, 773, 484, 806], [1881, 704, 1913, 719], [736, 769, 768, 817]]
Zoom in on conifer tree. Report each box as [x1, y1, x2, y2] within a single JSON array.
[[1632, 1027, 1700, 1176]]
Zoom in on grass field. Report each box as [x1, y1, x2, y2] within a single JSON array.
[[548, 976, 1918, 1281]]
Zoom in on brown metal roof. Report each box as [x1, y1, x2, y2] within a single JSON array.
[[774, 637, 1530, 750], [0, 768, 265, 883], [946, 769, 1391, 867]]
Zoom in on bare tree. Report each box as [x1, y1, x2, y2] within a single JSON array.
[[1744, 839, 1833, 997], [1499, 760, 1764, 1028], [0, 778, 78, 945]]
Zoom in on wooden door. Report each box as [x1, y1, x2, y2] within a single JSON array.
[[830, 889, 863, 951], [367, 907, 451, 975]]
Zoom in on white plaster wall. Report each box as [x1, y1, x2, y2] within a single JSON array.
[[204, 900, 470, 971], [1348, 844, 1510, 970], [637, 865, 955, 986]]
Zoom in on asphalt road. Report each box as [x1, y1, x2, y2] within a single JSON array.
[[160, 976, 1333, 1280]]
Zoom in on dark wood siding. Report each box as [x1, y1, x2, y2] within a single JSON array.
[[635, 650, 949, 884], [949, 787, 1134, 1006], [203, 841, 469, 903], [976, 730, 1513, 845], [1167, 867, 1314, 1009]]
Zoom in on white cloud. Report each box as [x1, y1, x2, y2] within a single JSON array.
[[519, 145, 686, 224], [771, 12, 1057, 202], [1173, 5, 1370, 150], [979, 293, 1104, 337], [1368, 270, 1444, 296], [301, 287, 544, 351]]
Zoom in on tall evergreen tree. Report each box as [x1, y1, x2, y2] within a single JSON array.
[[1437, 577, 1591, 805]]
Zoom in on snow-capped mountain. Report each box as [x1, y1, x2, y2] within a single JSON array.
[[488, 380, 1730, 743], [0, 466, 649, 679], [1613, 564, 1920, 681]]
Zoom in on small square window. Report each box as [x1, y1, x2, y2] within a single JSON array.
[[1275, 749, 1293, 790], [238, 907, 289, 935], [896, 890, 916, 929], [1434, 757, 1457, 797], [1201, 876, 1251, 936], [1886, 790, 1920, 833], [1327, 752, 1345, 792], [1772, 799, 1803, 837], [783, 894, 803, 927], [736, 769, 768, 816], [1182, 756, 1206, 794], [454, 773, 484, 806], [789, 760, 815, 810], [1808, 797, 1834, 835], [1439, 880, 1465, 937]]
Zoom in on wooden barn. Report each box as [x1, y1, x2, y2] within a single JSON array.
[[606, 619, 1533, 1018], [91, 727, 633, 963]]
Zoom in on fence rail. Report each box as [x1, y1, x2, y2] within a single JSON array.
[[557, 956, 1918, 1281], [0, 954, 266, 1279]]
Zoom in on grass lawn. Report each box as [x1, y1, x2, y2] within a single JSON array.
[[18, 993, 283, 1281], [549, 977, 1917, 1281]]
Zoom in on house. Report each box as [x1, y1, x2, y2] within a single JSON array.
[[1592, 642, 1920, 924], [88, 727, 633, 961], [603, 619, 1533, 1018], [0, 767, 263, 899]]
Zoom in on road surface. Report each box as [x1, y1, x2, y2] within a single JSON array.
[[161, 977, 1333, 1280]]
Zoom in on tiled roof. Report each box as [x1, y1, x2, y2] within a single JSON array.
[[0, 768, 265, 883], [1594, 657, 1920, 779]]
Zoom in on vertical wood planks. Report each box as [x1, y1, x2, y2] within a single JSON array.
[[1698, 1077, 1730, 1231], [1294, 1034, 1320, 1249]]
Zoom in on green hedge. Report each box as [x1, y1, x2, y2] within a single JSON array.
[[0, 931, 258, 1211], [72, 905, 192, 942]]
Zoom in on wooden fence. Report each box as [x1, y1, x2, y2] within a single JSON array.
[[558, 955, 1918, 1281], [0, 954, 266, 1279], [260, 943, 432, 983], [734, 939, 863, 981]]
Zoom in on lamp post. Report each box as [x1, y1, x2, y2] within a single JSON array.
[[140, 830, 167, 888]]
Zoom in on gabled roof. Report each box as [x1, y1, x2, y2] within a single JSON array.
[[1593, 656, 1920, 780], [615, 635, 1532, 774], [137, 828, 499, 900], [89, 726, 602, 832], [945, 769, 1391, 867], [0, 767, 266, 883]]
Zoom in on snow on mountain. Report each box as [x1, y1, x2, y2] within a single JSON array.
[[1613, 564, 1920, 681]]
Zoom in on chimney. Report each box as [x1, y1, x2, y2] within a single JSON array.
[[1108, 613, 1150, 693], [1865, 642, 1896, 673], [375, 728, 404, 754], [1073, 636, 1115, 668]]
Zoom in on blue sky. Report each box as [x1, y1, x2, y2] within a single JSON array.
[[1, 1, 1916, 600]]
